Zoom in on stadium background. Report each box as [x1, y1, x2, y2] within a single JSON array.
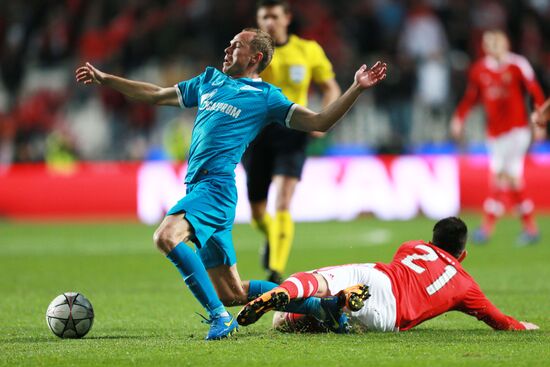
[[1, 0, 550, 220]]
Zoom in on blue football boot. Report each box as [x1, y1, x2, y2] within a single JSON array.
[[318, 296, 350, 334], [200, 313, 238, 341], [318, 284, 370, 333]]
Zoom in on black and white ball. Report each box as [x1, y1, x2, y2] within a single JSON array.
[[46, 292, 94, 338]]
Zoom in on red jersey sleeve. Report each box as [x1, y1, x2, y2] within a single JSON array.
[[514, 56, 546, 108], [454, 65, 480, 122], [457, 283, 526, 330]]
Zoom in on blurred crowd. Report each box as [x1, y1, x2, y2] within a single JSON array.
[[1, 0, 550, 164]]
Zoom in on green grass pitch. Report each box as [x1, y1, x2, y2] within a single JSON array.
[[1, 214, 549, 366]]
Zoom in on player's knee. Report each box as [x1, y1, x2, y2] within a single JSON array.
[[153, 226, 179, 254], [153, 218, 196, 254]]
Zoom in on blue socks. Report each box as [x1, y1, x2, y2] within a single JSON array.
[[284, 298, 323, 318], [247, 280, 324, 319], [167, 243, 227, 318], [248, 280, 279, 300]]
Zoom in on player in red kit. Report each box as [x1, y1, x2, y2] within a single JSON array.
[[450, 30, 546, 245], [237, 217, 538, 333]]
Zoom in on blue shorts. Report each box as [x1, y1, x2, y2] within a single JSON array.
[[166, 178, 237, 269]]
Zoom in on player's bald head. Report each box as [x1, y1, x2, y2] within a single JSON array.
[[431, 217, 468, 259]]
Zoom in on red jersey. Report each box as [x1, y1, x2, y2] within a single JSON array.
[[375, 240, 525, 331], [453, 53, 545, 137]]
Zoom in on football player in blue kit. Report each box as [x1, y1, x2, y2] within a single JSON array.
[[75, 28, 386, 340]]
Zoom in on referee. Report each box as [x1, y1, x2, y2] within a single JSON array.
[[242, 0, 341, 283]]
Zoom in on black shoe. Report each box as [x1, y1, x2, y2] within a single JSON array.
[[267, 270, 284, 284]]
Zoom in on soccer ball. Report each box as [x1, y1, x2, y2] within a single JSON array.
[[46, 292, 94, 338]]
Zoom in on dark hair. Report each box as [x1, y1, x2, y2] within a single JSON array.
[[431, 217, 468, 258], [256, 0, 290, 13], [242, 27, 275, 73]]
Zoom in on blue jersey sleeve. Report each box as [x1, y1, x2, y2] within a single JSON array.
[[174, 73, 204, 108], [266, 87, 295, 127]]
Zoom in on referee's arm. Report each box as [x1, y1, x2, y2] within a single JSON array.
[[318, 78, 341, 109], [309, 78, 341, 137]]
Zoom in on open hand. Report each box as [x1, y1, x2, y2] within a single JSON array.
[[75, 62, 106, 85], [354, 61, 387, 90], [520, 321, 539, 330]]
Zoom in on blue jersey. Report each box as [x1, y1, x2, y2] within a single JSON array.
[[175, 67, 295, 183]]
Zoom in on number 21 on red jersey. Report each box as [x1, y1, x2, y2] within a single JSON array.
[[401, 244, 457, 295]]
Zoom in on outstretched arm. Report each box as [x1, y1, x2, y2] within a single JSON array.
[[309, 78, 342, 138], [288, 62, 386, 132], [75, 62, 180, 106], [318, 78, 342, 109], [459, 285, 538, 331]]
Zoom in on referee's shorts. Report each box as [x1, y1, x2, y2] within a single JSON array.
[[242, 123, 308, 202]]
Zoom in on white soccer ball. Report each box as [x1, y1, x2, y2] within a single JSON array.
[[46, 292, 94, 338]]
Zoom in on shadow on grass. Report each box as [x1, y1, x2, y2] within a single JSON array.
[[3, 335, 153, 344], [83, 335, 153, 340], [232, 327, 523, 342]]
